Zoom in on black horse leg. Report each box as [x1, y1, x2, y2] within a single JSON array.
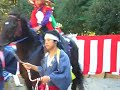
[[72, 79, 84, 90], [71, 79, 77, 90], [20, 64, 33, 90], [69, 40, 84, 90]]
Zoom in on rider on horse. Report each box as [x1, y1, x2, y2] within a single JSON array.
[[29, 0, 63, 34], [29, 0, 54, 32]]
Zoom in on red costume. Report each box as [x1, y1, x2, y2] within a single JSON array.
[[30, 0, 54, 31]]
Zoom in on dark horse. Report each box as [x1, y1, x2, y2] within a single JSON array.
[[1, 12, 84, 90]]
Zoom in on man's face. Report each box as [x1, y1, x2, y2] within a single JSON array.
[[44, 38, 56, 51]]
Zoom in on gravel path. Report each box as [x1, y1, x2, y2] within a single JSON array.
[[4, 76, 120, 90], [84, 78, 120, 90], [4, 76, 27, 90]]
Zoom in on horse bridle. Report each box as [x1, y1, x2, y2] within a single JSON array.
[[7, 15, 42, 89], [1, 15, 24, 46], [9, 15, 22, 38]]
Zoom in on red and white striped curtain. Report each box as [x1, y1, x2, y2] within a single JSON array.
[[72, 35, 120, 75]]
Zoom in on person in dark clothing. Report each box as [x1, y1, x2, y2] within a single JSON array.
[[0, 45, 17, 90]]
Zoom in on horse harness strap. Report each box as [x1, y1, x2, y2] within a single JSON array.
[[0, 51, 5, 81], [12, 37, 28, 44], [0, 51, 5, 70]]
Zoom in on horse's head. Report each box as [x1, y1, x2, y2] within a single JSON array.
[[1, 11, 29, 46]]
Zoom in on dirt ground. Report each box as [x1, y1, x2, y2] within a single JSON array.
[[4, 75, 120, 90], [84, 77, 120, 90], [4, 76, 27, 90]]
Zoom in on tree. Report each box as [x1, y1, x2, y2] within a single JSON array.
[[0, 0, 16, 28], [15, 0, 33, 19], [1, 0, 120, 35], [0, 0, 15, 18], [85, 0, 120, 35], [0, 0, 33, 20], [54, 0, 92, 34]]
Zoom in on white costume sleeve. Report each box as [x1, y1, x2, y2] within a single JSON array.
[[36, 11, 44, 24]]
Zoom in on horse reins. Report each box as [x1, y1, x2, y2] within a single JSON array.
[[12, 52, 41, 90], [6, 14, 43, 90]]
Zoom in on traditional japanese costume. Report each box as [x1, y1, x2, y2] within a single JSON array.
[[38, 49, 72, 90], [30, 5, 54, 31]]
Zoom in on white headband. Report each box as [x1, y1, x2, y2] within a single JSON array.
[[44, 33, 59, 42]]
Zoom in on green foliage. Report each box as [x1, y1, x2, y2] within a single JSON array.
[[54, 0, 92, 34], [0, 0, 15, 19], [0, 0, 120, 35], [54, 0, 120, 35], [0, 0, 33, 20], [0, 0, 32, 29], [15, 0, 33, 19], [85, 0, 120, 35], [0, 0, 16, 27]]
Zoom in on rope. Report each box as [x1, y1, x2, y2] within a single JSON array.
[[27, 70, 41, 90], [12, 52, 41, 90], [12, 53, 24, 64]]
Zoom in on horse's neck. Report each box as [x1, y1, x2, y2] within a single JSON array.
[[16, 38, 40, 62]]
